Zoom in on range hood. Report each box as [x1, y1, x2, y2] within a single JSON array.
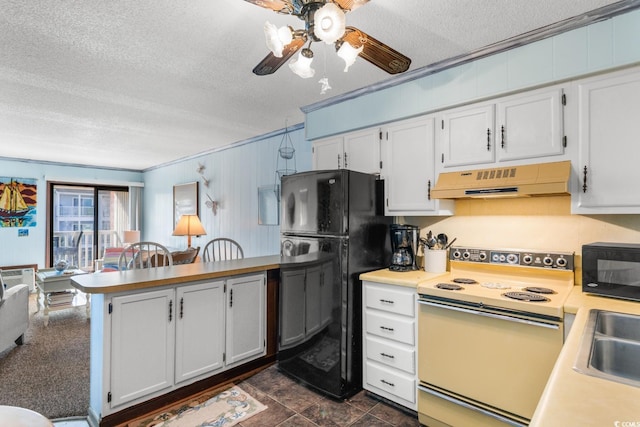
[[431, 160, 571, 199]]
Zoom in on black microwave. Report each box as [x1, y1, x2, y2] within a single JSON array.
[[583, 242, 640, 302]]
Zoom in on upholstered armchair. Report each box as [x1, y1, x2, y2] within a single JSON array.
[[0, 274, 29, 354]]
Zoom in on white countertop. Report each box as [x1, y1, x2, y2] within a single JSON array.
[[530, 287, 640, 426]]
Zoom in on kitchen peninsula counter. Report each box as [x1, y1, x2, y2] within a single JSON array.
[[71, 255, 281, 293], [531, 287, 640, 427]]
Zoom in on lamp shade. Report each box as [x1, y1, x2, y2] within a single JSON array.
[[313, 3, 346, 44], [173, 214, 206, 247], [337, 41, 363, 71], [289, 49, 315, 78], [123, 230, 140, 244], [264, 21, 293, 57]]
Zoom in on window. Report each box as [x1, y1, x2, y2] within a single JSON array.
[[47, 183, 130, 270]]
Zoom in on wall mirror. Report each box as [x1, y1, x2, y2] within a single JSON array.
[[258, 185, 279, 225], [173, 182, 199, 227]]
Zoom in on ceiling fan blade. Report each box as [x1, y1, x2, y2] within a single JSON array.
[[243, 0, 294, 14], [332, 0, 370, 12], [342, 26, 411, 74], [252, 37, 306, 76]]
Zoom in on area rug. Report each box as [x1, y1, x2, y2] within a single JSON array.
[[299, 336, 340, 372], [129, 385, 266, 427]]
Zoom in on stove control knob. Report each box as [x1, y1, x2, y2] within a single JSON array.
[[522, 254, 533, 265], [452, 249, 462, 259], [478, 252, 487, 261], [543, 256, 554, 266], [506, 253, 518, 264], [462, 251, 471, 260], [499, 254, 506, 262], [556, 257, 568, 268]]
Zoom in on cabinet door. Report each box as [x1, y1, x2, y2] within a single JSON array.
[[225, 274, 266, 366], [110, 289, 174, 408], [305, 265, 322, 338], [175, 281, 225, 384], [573, 68, 640, 213], [313, 136, 343, 170], [279, 268, 306, 348], [343, 127, 381, 174], [384, 116, 438, 215], [440, 103, 495, 167], [496, 86, 565, 162]]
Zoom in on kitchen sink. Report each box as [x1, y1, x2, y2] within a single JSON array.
[[574, 309, 640, 388]]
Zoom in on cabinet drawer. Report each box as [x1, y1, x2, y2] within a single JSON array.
[[366, 361, 416, 403], [366, 336, 415, 374], [365, 284, 415, 316], [366, 311, 414, 345]]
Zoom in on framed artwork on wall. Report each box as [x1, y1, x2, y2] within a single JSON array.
[[0, 176, 37, 228], [173, 182, 199, 227]]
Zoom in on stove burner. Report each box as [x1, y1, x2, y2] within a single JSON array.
[[436, 283, 464, 291], [523, 287, 556, 294], [502, 291, 550, 302], [452, 278, 478, 285]]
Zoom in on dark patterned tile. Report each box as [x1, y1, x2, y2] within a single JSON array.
[[242, 365, 288, 395], [349, 413, 393, 427], [277, 414, 319, 426], [300, 397, 365, 427], [268, 378, 323, 413], [345, 390, 379, 412], [237, 392, 296, 427], [368, 403, 420, 426]]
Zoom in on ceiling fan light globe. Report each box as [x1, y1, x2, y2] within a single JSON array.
[[313, 3, 346, 44], [289, 51, 315, 78], [337, 41, 363, 71], [264, 21, 290, 57]]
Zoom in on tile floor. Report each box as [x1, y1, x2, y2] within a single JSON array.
[[53, 364, 420, 427]]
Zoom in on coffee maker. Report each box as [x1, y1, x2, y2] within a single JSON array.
[[389, 224, 419, 271]]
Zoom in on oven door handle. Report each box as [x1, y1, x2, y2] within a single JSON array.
[[418, 299, 560, 330], [417, 385, 527, 427]]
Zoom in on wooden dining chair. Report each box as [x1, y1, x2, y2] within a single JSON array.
[[202, 238, 244, 262], [118, 242, 173, 270]]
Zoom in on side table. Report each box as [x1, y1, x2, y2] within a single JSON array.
[[35, 269, 89, 326]]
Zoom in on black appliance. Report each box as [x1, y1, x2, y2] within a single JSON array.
[[389, 224, 419, 271], [583, 242, 640, 302], [278, 169, 391, 399]]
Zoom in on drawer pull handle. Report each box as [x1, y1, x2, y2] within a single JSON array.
[[380, 352, 395, 359], [381, 379, 395, 387], [379, 299, 394, 304], [380, 326, 394, 332]]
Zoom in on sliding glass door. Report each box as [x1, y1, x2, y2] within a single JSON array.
[[48, 183, 129, 271]]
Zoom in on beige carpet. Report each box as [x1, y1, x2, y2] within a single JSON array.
[[127, 385, 266, 427]]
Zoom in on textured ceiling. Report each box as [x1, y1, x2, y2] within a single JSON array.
[[0, 0, 628, 170]]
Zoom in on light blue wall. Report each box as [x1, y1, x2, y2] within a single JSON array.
[[142, 126, 311, 257], [304, 9, 640, 140], [0, 159, 142, 268]]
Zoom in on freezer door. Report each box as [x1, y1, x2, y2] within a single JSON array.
[[280, 170, 346, 235]]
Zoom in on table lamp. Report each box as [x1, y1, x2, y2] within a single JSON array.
[[173, 214, 206, 248], [123, 230, 140, 246]]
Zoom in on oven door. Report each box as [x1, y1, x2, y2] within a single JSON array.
[[417, 297, 563, 425]]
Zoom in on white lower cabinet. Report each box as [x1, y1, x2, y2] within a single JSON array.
[[106, 273, 266, 412], [175, 280, 225, 383], [362, 281, 417, 410]]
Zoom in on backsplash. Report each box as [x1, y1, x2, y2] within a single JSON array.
[[405, 196, 640, 285]]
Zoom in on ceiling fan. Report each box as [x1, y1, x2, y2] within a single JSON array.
[[244, 0, 411, 78]]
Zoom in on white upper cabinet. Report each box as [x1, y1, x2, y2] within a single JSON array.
[[496, 85, 565, 162], [440, 103, 496, 167], [313, 127, 381, 174], [572, 66, 640, 214], [382, 115, 454, 216], [438, 84, 567, 171]]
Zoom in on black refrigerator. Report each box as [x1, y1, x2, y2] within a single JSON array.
[[278, 169, 391, 399]]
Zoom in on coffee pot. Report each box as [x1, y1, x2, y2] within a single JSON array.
[[389, 224, 419, 271]]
